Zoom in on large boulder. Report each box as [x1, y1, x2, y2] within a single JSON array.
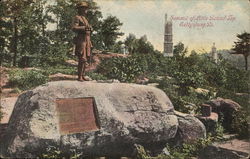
[[0, 81, 178, 158], [173, 111, 206, 144], [206, 97, 241, 130]]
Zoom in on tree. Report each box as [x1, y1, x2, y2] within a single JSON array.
[[173, 42, 188, 57], [1, 0, 54, 67], [98, 15, 124, 50], [0, 1, 12, 65], [136, 35, 154, 54], [124, 33, 137, 54], [124, 34, 155, 54], [231, 32, 250, 70]]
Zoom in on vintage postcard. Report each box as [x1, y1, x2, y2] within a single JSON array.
[[0, 0, 249, 158]]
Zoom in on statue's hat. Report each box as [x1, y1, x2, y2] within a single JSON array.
[[76, 1, 88, 8]]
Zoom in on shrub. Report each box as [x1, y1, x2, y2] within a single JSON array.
[[166, 135, 214, 159], [86, 72, 108, 80], [43, 67, 77, 76], [232, 108, 249, 138], [9, 69, 49, 90], [41, 146, 83, 159], [97, 56, 146, 82]]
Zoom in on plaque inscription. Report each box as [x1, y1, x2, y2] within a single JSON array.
[[56, 97, 100, 135]]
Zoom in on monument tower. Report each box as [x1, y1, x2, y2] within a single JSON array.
[[163, 14, 173, 57], [211, 43, 218, 63]]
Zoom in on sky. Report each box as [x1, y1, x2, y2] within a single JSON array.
[[94, 0, 250, 53]]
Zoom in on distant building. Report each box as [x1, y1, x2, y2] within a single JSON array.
[[163, 14, 173, 57], [211, 43, 218, 63]]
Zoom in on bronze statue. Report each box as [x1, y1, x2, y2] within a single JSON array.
[[72, 1, 93, 81]]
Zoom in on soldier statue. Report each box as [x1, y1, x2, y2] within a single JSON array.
[[72, 1, 93, 81]]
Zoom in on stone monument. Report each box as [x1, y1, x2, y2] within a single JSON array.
[[163, 14, 173, 57]]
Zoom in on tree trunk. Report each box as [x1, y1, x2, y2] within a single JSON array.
[[244, 55, 248, 70], [13, 17, 18, 67]]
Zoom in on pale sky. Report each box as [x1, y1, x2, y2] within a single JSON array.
[[94, 0, 250, 53]]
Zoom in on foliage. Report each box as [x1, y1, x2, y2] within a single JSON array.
[[97, 56, 147, 82], [232, 108, 249, 138], [124, 33, 137, 54], [97, 48, 249, 117], [86, 72, 108, 80], [41, 146, 63, 159], [0, 0, 125, 67], [97, 15, 124, 50], [173, 42, 188, 57], [135, 144, 150, 159], [231, 32, 250, 70], [213, 120, 224, 140], [0, 1, 12, 66], [124, 34, 155, 54], [1, 0, 55, 67], [42, 66, 77, 75], [136, 134, 219, 159], [8, 69, 49, 90]]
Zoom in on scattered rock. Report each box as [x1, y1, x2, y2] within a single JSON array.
[[147, 83, 159, 87], [23, 67, 41, 71], [160, 147, 170, 155], [195, 88, 209, 95], [197, 112, 218, 135], [208, 98, 241, 112], [206, 97, 241, 130], [49, 73, 77, 81], [156, 76, 164, 80], [65, 59, 78, 67], [92, 49, 102, 54], [213, 138, 250, 155], [136, 77, 149, 85], [183, 103, 197, 115], [1, 81, 178, 158], [198, 140, 250, 159], [174, 111, 206, 144]]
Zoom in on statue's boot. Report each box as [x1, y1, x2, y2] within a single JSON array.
[[77, 60, 84, 82], [81, 62, 90, 81]]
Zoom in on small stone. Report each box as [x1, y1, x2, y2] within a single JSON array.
[[197, 112, 218, 134]]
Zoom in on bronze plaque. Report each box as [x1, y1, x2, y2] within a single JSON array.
[[56, 97, 100, 135]]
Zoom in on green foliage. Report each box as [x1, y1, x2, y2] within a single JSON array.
[[97, 53, 166, 82], [98, 50, 249, 116], [135, 136, 216, 159], [124, 34, 155, 54], [9, 69, 49, 90], [97, 56, 146, 82], [166, 135, 215, 159], [41, 146, 63, 159], [213, 121, 224, 140], [231, 32, 250, 70], [232, 108, 249, 138], [135, 144, 150, 159], [97, 15, 124, 50], [86, 72, 108, 80], [41, 146, 83, 159], [0, 0, 125, 67], [42, 66, 77, 76], [173, 42, 188, 57]]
